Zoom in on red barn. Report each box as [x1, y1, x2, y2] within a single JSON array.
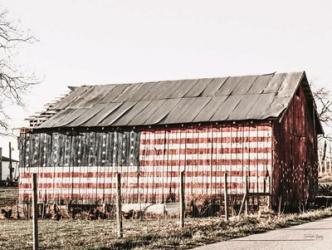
[[19, 71, 323, 211]]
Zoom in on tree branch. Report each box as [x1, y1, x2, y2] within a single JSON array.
[[0, 10, 38, 129]]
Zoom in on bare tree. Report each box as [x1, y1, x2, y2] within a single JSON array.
[[0, 10, 37, 129], [313, 87, 332, 126]]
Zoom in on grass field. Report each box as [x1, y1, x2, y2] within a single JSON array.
[[0, 187, 18, 207], [1, 208, 332, 249], [2, 186, 332, 249]]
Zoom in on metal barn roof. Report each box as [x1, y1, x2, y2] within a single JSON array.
[[33, 71, 322, 131]]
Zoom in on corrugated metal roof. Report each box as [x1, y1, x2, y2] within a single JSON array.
[[33, 71, 321, 130]]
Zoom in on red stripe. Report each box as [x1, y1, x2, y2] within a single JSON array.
[[141, 137, 271, 145], [140, 147, 271, 155], [142, 125, 271, 134], [140, 159, 271, 166]]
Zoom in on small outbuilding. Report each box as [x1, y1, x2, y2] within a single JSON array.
[[19, 71, 323, 211]]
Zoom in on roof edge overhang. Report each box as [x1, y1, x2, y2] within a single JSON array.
[[23, 119, 276, 134]]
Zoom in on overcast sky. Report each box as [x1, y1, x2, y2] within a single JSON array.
[[2, 0, 332, 131]]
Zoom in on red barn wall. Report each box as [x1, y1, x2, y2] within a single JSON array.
[[272, 84, 318, 210]]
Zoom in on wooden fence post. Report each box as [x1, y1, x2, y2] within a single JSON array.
[[116, 173, 123, 238], [278, 195, 282, 215], [245, 176, 249, 216], [32, 173, 39, 250], [238, 176, 250, 217], [224, 172, 228, 221], [179, 171, 185, 228], [238, 192, 247, 217]]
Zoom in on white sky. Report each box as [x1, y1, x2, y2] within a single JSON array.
[[2, 0, 332, 132]]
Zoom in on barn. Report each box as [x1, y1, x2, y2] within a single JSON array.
[[18, 71, 323, 211]]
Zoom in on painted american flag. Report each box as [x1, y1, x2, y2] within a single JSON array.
[[19, 123, 272, 204]]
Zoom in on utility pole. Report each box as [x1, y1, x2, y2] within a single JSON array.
[[9, 142, 13, 182]]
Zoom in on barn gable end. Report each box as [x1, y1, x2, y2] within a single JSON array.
[[272, 75, 320, 210]]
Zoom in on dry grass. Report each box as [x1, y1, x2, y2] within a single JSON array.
[[319, 173, 332, 185], [1, 207, 332, 249], [0, 187, 18, 207]]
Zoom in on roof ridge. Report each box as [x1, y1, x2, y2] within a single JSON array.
[[67, 71, 298, 88]]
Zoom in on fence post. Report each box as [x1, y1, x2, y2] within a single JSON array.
[[224, 172, 228, 221], [0, 148, 2, 184], [32, 173, 39, 250], [278, 195, 282, 215], [245, 176, 249, 216], [179, 171, 185, 228], [116, 173, 123, 238]]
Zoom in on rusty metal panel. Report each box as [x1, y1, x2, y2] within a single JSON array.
[[99, 84, 131, 103], [193, 96, 228, 122], [245, 93, 276, 119], [262, 73, 287, 93], [56, 108, 90, 127], [99, 102, 136, 126], [113, 101, 151, 126], [72, 85, 115, 108], [231, 75, 258, 95], [123, 82, 156, 102], [112, 83, 143, 102], [277, 71, 303, 97], [128, 99, 166, 126], [167, 80, 200, 98], [144, 98, 181, 125], [53, 86, 91, 110], [82, 103, 122, 127], [68, 104, 106, 127], [184, 78, 212, 97], [215, 76, 242, 96], [136, 81, 165, 101], [39, 108, 76, 128], [247, 74, 274, 94], [228, 94, 261, 120], [201, 77, 228, 96], [261, 96, 289, 118], [162, 97, 211, 124], [210, 95, 242, 121], [61, 86, 96, 109]]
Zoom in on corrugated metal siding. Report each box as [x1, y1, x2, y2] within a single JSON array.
[[18, 123, 272, 204]]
